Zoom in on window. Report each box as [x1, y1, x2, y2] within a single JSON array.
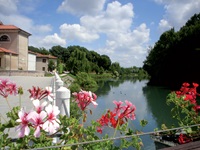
[[0, 34, 10, 42], [42, 59, 46, 63], [42, 67, 45, 71]]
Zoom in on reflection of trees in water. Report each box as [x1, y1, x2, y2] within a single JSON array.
[[142, 85, 179, 128], [95, 80, 111, 96], [95, 77, 139, 96]]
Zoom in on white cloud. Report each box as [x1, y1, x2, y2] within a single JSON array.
[[57, 0, 106, 16], [99, 23, 150, 67], [81, 1, 134, 33], [39, 33, 66, 49], [0, 0, 151, 67], [0, 14, 33, 33], [158, 19, 172, 33], [155, 0, 200, 31], [0, 0, 18, 15], [32, 24, 52, 33], [60, 23, 99, 42], [57, 1, 149, 67]]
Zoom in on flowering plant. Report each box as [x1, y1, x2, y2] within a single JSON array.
[[157, 82, 200, 144], [0, 78, 146, 149]]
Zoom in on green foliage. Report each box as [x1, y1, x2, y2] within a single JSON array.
[[140, 119, 148, 128], [69, 83, 81, 93], [49, 45, 70, 63], [48, 59, 56, 72], [143, 12, 200, 87], [113, 71, 119, 77], [29, 46, 50, 55], [58, 114, 144, 150], [72, 72, 98, 92], [57, 63, 64, 74], [166, 92, 200, 127], [66, 48, 91, 74]]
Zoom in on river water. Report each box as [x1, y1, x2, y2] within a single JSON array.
[[85, 78, 178, 150]]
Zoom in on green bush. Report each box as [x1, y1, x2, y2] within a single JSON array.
[[74, 72, 98, 92], [69, 83, 81, 93]]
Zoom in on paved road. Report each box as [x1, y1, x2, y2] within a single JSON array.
[[0, 76, 54, 138]]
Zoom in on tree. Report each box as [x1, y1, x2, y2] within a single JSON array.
[[67, 48, 90, 74], [29, 46, 50, 55], [143, 12, 200, 87], [110, 62, 121, 75], [48, 60, 56, 72], [49, 45, 70, 63], [98, 55, 111, 71]]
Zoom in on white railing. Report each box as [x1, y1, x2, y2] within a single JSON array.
[[53, 72, 70, 117], [52, 72, 71, 144]]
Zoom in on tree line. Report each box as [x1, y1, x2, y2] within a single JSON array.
[[29, 45, 148, 78], [143, 12, 200, 89]]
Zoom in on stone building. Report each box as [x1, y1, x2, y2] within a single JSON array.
[[0, 21, 31, 70], [0, 22, 57, 74]]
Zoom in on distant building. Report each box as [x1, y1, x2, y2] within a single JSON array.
[[35, 53, 57, 72], [0, 22, 31, 70], [0, 22, 57, 73]]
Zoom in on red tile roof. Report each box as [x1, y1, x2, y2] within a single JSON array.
[[0, 24, 31, 36], [0, 25, 19, 30], [28, 51, 37, 55], [34, 52, 57, 59], [0, 47, 18, 55]]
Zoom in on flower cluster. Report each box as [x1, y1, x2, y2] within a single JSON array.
[[28, 86, 54, 101], [16, 87, 60, 138], [97, 100, 136, 134], [16, 100, 60, 137], [0, 78, 17, 98], [178, 133, 191, 144], [175, 82, 200, 112], [72, 90, 98, 111], [0, 77, 143, 149]]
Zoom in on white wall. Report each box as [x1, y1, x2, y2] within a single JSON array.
[[28, 53, 36, 71]]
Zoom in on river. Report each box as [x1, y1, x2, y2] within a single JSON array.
[[85, 78, 178, 150]]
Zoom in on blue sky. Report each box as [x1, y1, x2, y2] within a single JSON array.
[[1, 0, 200, 67]]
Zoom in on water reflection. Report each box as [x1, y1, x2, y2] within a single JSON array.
[[86, 78, 176, 149], [142, 85, 178, 128]]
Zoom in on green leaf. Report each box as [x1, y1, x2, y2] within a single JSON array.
[[140, 119, 148, 127]]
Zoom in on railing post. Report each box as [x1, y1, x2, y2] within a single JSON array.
[[56, 86, 70, 117], [53, 73, 71, 144], [54, 72, 70, 117]]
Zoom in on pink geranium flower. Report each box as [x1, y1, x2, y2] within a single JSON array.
[[113, 100, 123, 116], [45, 86, 54, 102], [32, 99, 47, 113], [72, 90, 98, 111], [43, 104, 60, 134], [16, 108, 30, 137], [28, 86, 54, 101], [0, 78, 17, 98], [27, 111, 47, 137]]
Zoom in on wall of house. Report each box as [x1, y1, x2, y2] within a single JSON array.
[[0, 32, 18, 52], [0, 53, 3, 69], [0, 54, 18, 70], [28, 53, 36, 71], [18, 33, 28, 70], [36, 57, 48, 71]]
